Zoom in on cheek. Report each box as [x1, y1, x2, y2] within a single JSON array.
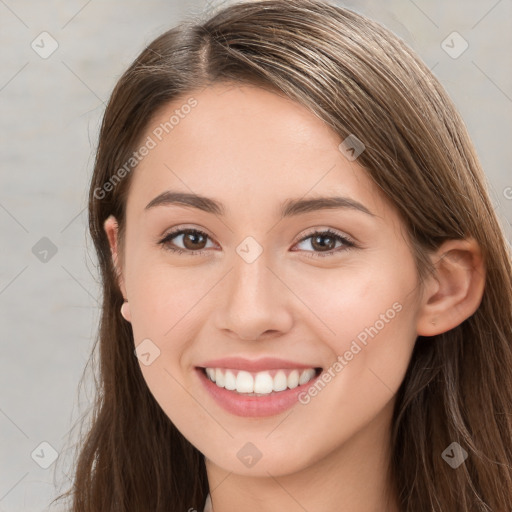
[[127, 260, 209, 343], [290, 251, 419, 388], [281, 258, 419, 449], [125, 265, 208, 430], [295, 254, 415, 329]]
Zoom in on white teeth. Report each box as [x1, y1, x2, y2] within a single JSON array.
[[236, 371, 254, 393], [254, 372, 274, 394], [299, 368, 316, 385], [273, 370, 288, 391], [215, 368, 225, 387], [224, 370, 236, 390], [288, 369, 299, 389], [204, 367, 318, 395]]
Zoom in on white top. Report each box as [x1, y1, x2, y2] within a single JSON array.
[[203, 493, 213, 512]]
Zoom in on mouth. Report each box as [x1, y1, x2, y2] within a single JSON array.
[[198, 366, 323, 396], [195, 365, 323, 417]]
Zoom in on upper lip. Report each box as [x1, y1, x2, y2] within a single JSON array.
[[197, 357, 322, 372]]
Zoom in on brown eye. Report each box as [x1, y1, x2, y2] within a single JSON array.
[[310, 232, 337, 251], [158, 227, 356, 258], [180, 230, 208, 250], [293, 229, 356, 258], [159, 228, 214, 254]]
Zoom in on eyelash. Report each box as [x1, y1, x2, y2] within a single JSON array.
[[157, 227, 356, 258]]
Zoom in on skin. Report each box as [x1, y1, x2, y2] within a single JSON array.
[[104, 83, 485, 512]]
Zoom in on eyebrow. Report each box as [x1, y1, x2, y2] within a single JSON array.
[[144, 191, 375, 218]]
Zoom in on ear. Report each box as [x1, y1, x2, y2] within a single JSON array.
[[416, 237, 486, 336], [103, 215, 128, 300]]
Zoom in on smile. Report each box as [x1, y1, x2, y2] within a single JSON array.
[[195, 364, 323, 417], [203, 367, 321, 395]]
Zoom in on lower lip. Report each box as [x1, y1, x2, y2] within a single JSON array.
[[195, 367, 322, 417]]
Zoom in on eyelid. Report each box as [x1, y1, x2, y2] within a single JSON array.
[[158, 224, 358, 257], [158, 225, 218, 249], [159, 223, 216, 240], [295, 226, 356, 246], [158, 225, 354, 246], [158, 225, 218, 252]]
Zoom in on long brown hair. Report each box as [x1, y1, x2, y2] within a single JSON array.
[[53, 1, 512, 510]]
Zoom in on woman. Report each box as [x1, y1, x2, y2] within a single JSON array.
[[56, 0, 512, 510]]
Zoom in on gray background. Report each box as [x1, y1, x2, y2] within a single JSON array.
[[0, 0, 510, 510]]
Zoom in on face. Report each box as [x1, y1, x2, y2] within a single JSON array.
[[106, 83, 425, 477]]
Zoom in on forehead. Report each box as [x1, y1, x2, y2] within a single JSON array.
[[126, 82, 389, 221]]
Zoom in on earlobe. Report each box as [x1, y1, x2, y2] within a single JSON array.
[[416, 238, 486, 337], [103, 215, 127, 299], [120, 301, 132, 323]]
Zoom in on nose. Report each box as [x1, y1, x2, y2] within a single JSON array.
[[213, 249, 293, 341]]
